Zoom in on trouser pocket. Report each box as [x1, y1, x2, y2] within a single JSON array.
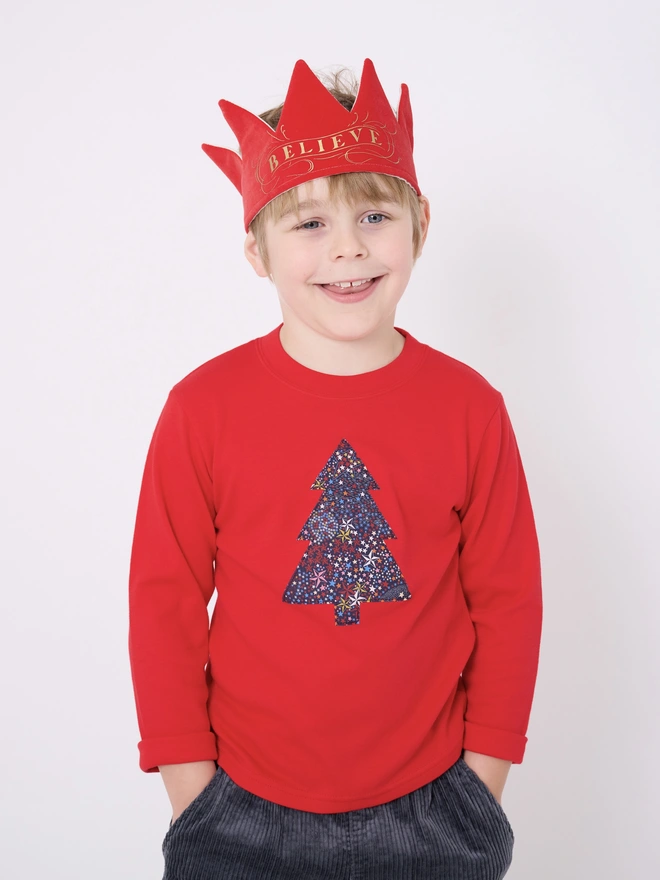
[[162, 765, 224, 844], [455, 757, 515, 839]]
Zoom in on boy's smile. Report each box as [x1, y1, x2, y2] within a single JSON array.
[[315, 274, 384, 303]]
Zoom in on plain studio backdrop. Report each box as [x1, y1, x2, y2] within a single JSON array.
[[1, 1, 658, 877]]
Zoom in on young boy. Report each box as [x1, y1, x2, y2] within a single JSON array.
[[128, 58, 543, 880]]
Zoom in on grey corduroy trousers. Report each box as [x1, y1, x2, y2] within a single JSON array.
[[162, 755, 514, 879]]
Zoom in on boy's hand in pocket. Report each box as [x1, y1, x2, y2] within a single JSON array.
[[159, 760, 218, 823]]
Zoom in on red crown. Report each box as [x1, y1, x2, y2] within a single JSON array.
[[202, 58, 421, 231]]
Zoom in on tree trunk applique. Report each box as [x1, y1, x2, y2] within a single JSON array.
[[283, 438, 412, 626]]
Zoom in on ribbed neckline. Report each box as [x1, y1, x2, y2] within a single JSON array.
[[255, 322, 429, 399]]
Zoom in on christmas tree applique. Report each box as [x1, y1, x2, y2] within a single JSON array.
[[283, 438, 412, 626]]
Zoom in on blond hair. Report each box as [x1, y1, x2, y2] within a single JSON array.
[[246, 67, 424, 276]]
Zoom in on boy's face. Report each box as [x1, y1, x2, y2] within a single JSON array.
[[244, 176, 430, 345]]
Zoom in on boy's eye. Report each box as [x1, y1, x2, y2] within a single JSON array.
[[364, 212, 388, 224], [295, 212, 388, 231]]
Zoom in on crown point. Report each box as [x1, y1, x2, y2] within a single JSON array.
[[201, 143, 243, 195], [397, 82, 414, 151], [278, 58, 352, 138]]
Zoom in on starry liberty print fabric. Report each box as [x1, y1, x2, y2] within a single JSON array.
[[283, 439, 412, 625]]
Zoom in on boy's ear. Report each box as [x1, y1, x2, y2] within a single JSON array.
[[244, 230, 269, 278], [418, 195, 431, 249]]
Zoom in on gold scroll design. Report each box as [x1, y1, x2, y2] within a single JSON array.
[[255, 115, 399, 195]]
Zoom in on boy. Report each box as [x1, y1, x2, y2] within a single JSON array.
[[128, 58, 543, 879]]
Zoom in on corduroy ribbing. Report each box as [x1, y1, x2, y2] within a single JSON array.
[[161, 758, 514, 879]]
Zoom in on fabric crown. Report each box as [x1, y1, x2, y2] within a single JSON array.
[[201, 58, 421, 232]]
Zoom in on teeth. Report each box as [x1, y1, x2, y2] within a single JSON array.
[[328, 278, 372, 288]]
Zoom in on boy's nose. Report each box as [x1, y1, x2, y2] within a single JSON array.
[[328, 226, 368, 260], [330, 238, 367, 260]]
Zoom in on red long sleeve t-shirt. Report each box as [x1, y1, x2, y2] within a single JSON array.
[[128, 323, 543, 813]]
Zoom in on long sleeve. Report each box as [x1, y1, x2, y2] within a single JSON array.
[[128, 388, 218, 773], [458, 394, 543, 763]]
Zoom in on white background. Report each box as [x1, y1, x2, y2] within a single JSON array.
[[2, 1, 658, 877]]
